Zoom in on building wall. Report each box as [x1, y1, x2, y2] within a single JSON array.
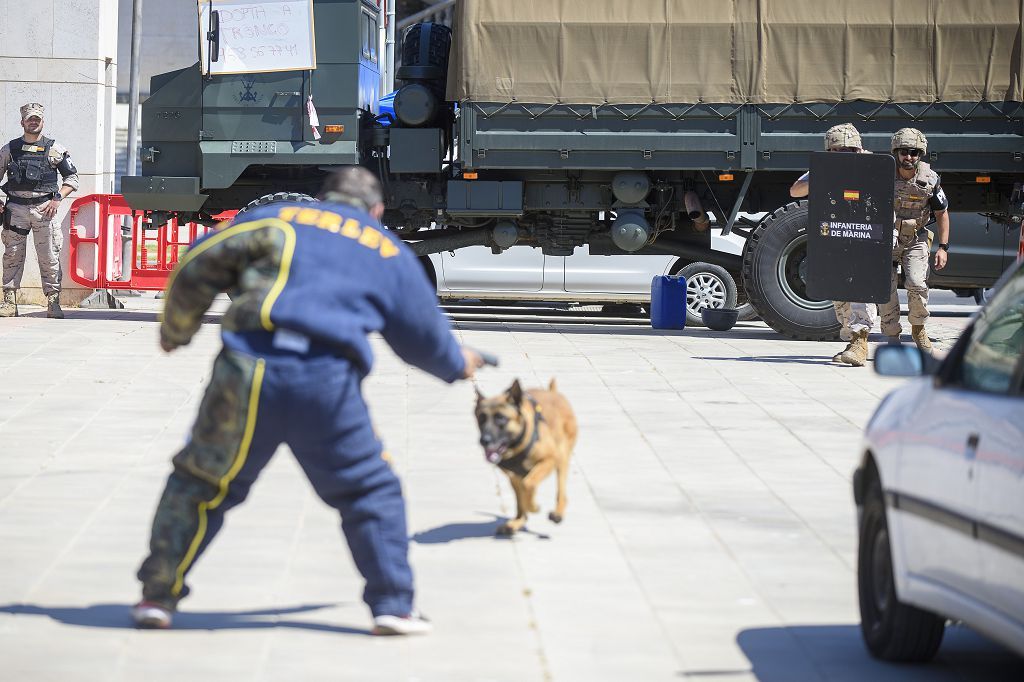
[[1, 0, 119, 305]]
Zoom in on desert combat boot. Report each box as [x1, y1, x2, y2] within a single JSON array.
[[46, 293, 64, 319], [911, 324, 932, 352], [840, 330, 870, 367], [832, 342, 852, 363], [0, 289, 17, 317]]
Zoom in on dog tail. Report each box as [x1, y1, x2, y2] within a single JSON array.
[[549, 378, 558, 391]]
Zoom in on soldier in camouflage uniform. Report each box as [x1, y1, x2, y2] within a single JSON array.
[[132, 167, 485, 636], [790, 123, 878, 366], [0, 103, 79, 319], [878, 128, 950, 351]]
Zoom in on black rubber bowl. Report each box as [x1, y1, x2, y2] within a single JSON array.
[[701, 307, 740, 331]]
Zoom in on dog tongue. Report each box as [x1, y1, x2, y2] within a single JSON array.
[[485, 445, 507, 464]]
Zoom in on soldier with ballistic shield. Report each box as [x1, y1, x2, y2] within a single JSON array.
[[0, 103, 79, 319], [790, 123, 878, 366]]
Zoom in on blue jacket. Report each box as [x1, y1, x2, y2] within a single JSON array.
[[160, 200, 465, 382]]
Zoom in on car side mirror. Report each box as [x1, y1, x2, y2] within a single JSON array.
[[874, 343, 928, 377]]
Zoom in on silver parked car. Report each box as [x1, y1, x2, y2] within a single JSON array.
[[419, 229, 749, 326], [417, 212, 1019, 326], [855, 257, 1024, 662]]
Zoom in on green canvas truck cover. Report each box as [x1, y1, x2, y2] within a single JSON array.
[[447, 0, 1024, 105]]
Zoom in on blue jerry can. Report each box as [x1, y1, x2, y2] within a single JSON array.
[[650, 275, 687, 329]]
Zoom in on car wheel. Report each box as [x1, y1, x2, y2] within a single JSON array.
[[417, 256, 437, 291], [674, 262, 738, 327], [741, 202, 843, 340], [858, 476, 946, 662]]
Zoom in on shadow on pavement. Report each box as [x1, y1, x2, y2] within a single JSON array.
[[451, 320, 781, 340], [411, 514, 551, 543], [18, 310, 222, 325], [0, 602, 369, 635], [695, 355, 836, 366], [733, 624, 1023, 682]]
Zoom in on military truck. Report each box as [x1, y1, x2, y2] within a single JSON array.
[[123, 0, 1024, 339]]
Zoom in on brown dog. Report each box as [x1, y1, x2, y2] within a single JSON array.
[[475, 379, 578, 535]]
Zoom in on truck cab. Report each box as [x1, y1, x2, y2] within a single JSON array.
[[124, 0, 382, 214]]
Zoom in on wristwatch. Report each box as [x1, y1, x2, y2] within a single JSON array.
[[937, 243, 949, 252]]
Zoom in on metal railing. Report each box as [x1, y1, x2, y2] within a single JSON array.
[[397, 0, 456, 31]]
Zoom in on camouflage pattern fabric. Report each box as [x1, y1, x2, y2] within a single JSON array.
[[894, 162, 940, 228], [879, 239, 930, 336], [1, 202, 62, 295], [138, 349, 271, 606], [833, 301, 851, 341], [833, 299, 876, 337], [891, 128, 928, 154], [160, 220, 291, 351], [882, 160, 939, 337], [824, 123, 862, 150]]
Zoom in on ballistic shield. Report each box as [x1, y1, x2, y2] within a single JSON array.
[[806, 152, 895, 303]]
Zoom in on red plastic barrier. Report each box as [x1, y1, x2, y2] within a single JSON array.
[[69, 194, 236, 291]]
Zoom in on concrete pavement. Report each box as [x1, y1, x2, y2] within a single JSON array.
[[1, 297, 1020, 682]]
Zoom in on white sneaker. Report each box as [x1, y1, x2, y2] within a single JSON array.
[[131, 601, 173, 629], [372, 611, 432, 636]]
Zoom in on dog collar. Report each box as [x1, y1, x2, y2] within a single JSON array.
[[498, 395, 544, 477]]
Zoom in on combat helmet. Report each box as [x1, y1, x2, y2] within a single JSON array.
[[891, 128, 928, 154], [824, 123, 862, 151]]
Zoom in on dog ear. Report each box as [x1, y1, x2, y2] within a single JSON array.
[[506, 379, 524, 405], [475, 386, 485, 404]]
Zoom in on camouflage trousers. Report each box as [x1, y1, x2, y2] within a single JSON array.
[[138, 344, 414, 617], [833, 300, 876, 340], [2, 202, 63, 296], [878, 237, 930, 337]]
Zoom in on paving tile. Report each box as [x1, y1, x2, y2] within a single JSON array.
[[3, 300, 1016, 681]]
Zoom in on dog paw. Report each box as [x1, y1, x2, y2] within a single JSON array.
[[548, 512, 563, 524], [495, 523, 517, 536]]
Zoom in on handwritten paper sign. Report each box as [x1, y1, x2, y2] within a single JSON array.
[[198, 0, 316, 75]]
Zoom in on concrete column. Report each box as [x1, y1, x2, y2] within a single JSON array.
[[0, 0, 118, 306]]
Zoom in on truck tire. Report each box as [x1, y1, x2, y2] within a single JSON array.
[[673, 262, 738, 327], [858, 476, 946, 662], [741, 202, 842, 340], [733, 272, 759, 321], [235, 192, 316, 220]]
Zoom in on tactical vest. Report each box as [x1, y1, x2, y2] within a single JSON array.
[[894, 161, 939, 225], [893, 161, 939, 249], [4, 137, 59, 194]]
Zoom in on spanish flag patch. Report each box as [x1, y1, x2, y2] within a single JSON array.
[[843, 190, 860, 201]]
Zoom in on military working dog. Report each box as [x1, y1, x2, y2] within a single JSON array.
[[475, 379, 578, 535]]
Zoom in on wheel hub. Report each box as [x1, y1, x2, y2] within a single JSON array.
[[776, 236, 833, 311], [686, 273, 727, 315]]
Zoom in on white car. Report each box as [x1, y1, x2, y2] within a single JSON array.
[[420, 228, 751, 326], [855, 258, 1024, 661]]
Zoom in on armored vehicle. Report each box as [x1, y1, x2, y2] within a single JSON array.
[[124, 0, 1024, 339]]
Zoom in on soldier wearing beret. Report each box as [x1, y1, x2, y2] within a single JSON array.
[[0, 103, 80, 318]]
